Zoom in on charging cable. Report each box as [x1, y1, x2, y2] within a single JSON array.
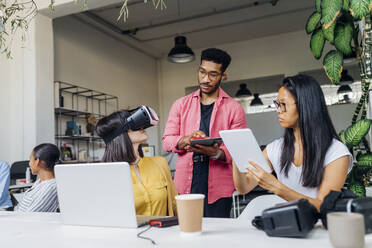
[[137, 225, 157, 245]]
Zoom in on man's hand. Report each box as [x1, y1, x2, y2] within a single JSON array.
[[177, 130, 206, 150], [186, 143, 224, 160]]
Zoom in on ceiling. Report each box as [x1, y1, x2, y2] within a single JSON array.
[[70, 0, 315, 58]]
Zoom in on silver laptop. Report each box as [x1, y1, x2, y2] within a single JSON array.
[[55, 162, 153, 228]]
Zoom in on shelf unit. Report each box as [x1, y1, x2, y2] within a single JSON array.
[[54, 81, 118, 162]]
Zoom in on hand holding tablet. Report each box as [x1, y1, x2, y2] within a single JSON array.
[[219, 128, 272, 173], [190, 137, 223, 147]]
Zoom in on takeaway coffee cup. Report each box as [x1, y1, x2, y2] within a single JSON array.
[[327, 212, 365, 248], [175, 194, 205, 236]]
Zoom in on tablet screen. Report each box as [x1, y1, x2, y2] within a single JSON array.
[[219, 128, 272, 173]]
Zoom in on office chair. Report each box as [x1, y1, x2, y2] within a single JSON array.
[[238, 194, 286, 221], [10, 161, 36, 185]]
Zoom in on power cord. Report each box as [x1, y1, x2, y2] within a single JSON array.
[[137, 225, 157, 245]]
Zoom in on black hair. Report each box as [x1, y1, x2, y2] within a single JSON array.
[[201, 48, 231, 73], [96, 110, 143, 163], [280, 74, 339, 188], [33, 143, 60, 171]]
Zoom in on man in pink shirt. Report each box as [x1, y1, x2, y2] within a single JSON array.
[[162, 48, 247, 217]]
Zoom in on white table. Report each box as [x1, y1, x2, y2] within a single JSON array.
[[1, 212, 372, 248], [9, 183, 33, 190]]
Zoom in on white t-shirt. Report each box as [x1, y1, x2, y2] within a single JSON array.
[[266, 138, 352, 199]]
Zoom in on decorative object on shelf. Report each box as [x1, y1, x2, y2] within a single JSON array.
[[250, 93, 263, 106], [168, 36, 195, 63], [65, 120, 79, 136], [86, 114, 97, 136], [1, 0, 167, 58], [142, 145, 155, 157], [61, 143, 73, 161], [235, 83, 252, 97], [306, 0, 372, 196]]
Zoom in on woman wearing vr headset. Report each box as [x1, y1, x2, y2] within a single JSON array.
[[96, 108, 177, 216], [233, 74, 352, 211]]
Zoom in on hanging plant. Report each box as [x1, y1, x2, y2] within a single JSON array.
[[306, 0, 372, 197], [0, 0, 167, 58], [0, 0, 38, 58]]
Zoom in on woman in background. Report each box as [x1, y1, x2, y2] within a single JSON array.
[[233, 75, 352, 211], [17, 143, 59, 212], [96, 110, 177, 216]]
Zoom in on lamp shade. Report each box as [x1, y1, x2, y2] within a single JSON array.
[[168, 36, 195, 63], [236, 83, 252, 97], [337, 84, 352, 94], [340, 70, 354, 84], [250, 93, 263, 106]]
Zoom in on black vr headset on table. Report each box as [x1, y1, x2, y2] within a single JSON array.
[[103, 106, 159, 144], [252, 190, 372, 238]]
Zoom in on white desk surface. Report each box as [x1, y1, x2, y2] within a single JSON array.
[[9, 183, 33, 190], [1, 211, 372, 248]]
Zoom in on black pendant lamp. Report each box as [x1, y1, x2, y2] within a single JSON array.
[[168, 36, 195, 63], [250, 93, 264, 106], [337, 70, 354, 94], [235, 83, 252, 97]]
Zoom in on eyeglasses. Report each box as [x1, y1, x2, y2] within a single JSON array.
[[198, 68, 222, 81], [273, 99, 296, 112]]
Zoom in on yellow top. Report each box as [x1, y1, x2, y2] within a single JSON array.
[[130, 156, 177, 216]]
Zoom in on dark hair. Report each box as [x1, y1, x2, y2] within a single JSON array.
[[280, 74, 339, 187], [201, 48, 231, 73], [96, 110, 143, 163], [33, 143, 60, 171]]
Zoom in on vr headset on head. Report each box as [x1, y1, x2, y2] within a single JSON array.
[[103, 106, 159, 144]]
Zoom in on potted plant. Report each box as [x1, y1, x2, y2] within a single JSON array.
[[306, 0, 372, 196]]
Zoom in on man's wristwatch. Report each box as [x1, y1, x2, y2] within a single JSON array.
[[210, 149, 222, 160]]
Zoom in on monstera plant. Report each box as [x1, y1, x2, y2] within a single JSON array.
[[0, 0, 166, 58], [306, 0, 372, 196]]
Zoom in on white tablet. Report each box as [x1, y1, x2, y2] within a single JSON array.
[[219, 128, 272, 173]]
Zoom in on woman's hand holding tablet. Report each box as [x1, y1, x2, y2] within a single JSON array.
[[219, 129, 272, 173]]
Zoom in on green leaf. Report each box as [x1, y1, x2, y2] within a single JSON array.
[[310, 28, 325, 59], [323, 20, 336, 44], [321, 0, 342, 29], [323, 50, 343, 84], [348, 181, 366, 197], [350, 0, 370, 19], [335, 23, 353, 55], [357, 153, 372, 166], [343, 0, 350, 10], [316, 0, 322, 12], [339, 130, 346, 144], [344, 119, 372, 147], [306, 12, 322, 34]]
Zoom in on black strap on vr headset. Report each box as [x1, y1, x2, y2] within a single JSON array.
[[103, 120, 130, 144], [102, 107, 139, 144]]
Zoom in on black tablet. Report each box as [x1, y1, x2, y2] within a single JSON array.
[[190, 138, 223, 147]]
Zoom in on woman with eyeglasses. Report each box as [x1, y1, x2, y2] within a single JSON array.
[[233, 74, 352, 211]]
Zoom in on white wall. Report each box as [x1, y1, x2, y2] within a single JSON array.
[[0, 15, 54, 164], [53, 16, 160, 151]]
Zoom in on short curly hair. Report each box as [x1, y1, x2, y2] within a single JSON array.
[[201, 48, 231, 73]]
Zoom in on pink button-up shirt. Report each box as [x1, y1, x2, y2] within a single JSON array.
[[162, 88, 247, 204]]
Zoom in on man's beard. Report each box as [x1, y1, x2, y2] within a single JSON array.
[[199, 79, 221, 95]]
